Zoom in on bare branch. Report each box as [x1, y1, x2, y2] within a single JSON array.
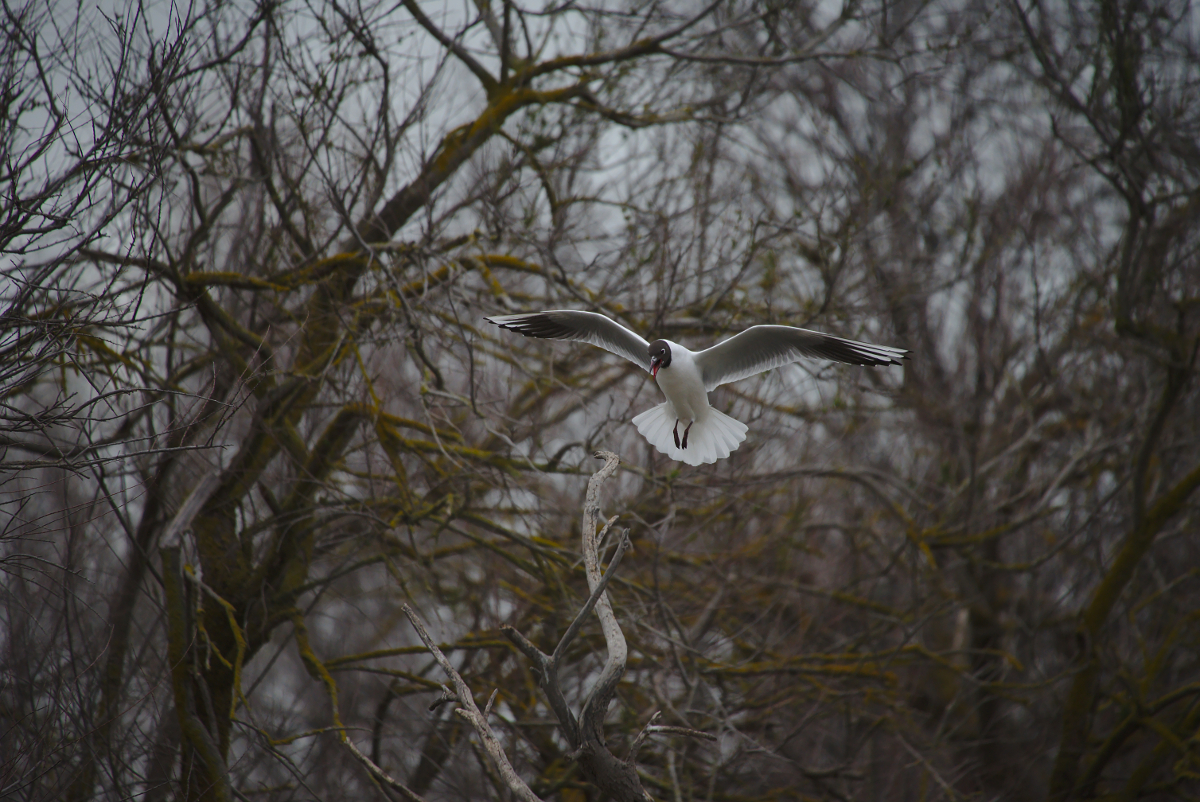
[[577, 451, 628, 740], [399, 0, 497, 94], [402, 604, 543, 802], [341, 736, 432, 802], [626, 711, 662, 765], [552, 524, 630, 664]]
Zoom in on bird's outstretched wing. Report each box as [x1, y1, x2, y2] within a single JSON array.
[[486, 310, 652, 372], [695, 325, 907, 390]]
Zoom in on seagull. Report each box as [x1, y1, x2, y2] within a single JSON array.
[[486, 310, 907, 466]]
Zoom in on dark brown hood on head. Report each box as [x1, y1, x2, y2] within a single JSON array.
[[648, 340, 671, 368]]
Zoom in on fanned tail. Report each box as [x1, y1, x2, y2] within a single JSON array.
[[632, 404, 747, 466]]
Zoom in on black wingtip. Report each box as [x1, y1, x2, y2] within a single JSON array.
[[817, 336, 909, 367], [486, 312, 575, 340], [869, 350, 910, 367]]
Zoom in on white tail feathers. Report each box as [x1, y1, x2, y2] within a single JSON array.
[[631, 403, 748, 466]]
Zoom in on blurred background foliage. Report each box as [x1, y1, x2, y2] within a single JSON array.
[[2, 0, 1199, 799]]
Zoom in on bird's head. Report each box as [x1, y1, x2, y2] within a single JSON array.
[[648, 340, 672, 378]]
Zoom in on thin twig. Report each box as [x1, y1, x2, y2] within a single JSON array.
[[648, 725, 718, 741], [402, 604, 543, 802], [626, 712, 717, 765], [342, 737, 431, 802], [427, 685, 456, 712], [500, 623, 580, 746], [552, 528, 631, 663], [626, 711, 662, 765]]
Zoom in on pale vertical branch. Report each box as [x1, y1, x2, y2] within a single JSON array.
[[503, 450, 653, 802], [577, 450, 626, 739]]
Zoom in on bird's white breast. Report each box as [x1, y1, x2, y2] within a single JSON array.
[[655, 343, 710, 421]]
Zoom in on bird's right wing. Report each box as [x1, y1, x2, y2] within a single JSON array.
[[695, 325, 908, 390], [486, 310, 652, 372]]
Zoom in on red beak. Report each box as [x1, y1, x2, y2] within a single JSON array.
[[650, 358, 660, 378]]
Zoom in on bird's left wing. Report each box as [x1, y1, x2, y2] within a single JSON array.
[[695, 325, 908, 390], [486, 310, 653, 372]]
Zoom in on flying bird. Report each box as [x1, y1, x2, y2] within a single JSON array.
[[486, 310, 907, 466]]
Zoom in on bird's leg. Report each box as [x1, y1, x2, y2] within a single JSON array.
[[672, 420, 681, 449], [681, 420, 694, 449]]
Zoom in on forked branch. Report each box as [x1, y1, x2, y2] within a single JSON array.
[[503, 451, 653, 802]]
